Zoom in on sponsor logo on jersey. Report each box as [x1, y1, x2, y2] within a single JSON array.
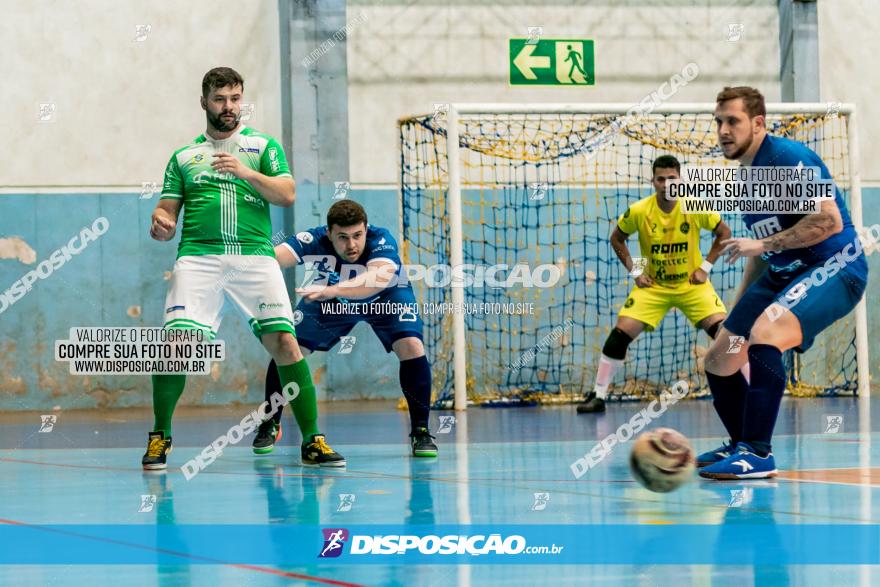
[[751, 217, 783, 239], [165, 305, 185, 313], [187, 153, 206, 165], [244, 193, 265, 208], [193, 170, 217, 184], [268, 147, 280, 173], [297, 231, 314, 244], [239, 147, 260, 153], [768, 259, 805, 274], [654, 266, 689, 281], [680, 222, 690, 234], [650, 242, 688, 254]]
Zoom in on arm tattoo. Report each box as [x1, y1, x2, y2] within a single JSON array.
[[761, 210, 840, 252]]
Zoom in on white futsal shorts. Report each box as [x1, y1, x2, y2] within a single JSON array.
[[162, 255, 295, 340]]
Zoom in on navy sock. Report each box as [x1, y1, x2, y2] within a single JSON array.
[[742, 344, 786, 456], [400, 356, 432, 431], [705, 370, 749, 446], [265, 358, 283, 424]]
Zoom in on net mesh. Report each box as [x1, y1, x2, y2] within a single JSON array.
[[399, 110, 858, 407]]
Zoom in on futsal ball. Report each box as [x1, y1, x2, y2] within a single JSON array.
[[629, 427, 696, 493]]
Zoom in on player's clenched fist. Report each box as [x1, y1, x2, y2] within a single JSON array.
[[150, 213, 176, 241], [689, 267, 709, 285], [634, 274, 653, 288]]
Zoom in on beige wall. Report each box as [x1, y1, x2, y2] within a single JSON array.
[[347, 0, 781, 185], [818, 0, 880, 183], [9, 1, 873, 188], [2, 0, 283, 188]]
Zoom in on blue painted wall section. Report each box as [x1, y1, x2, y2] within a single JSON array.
[[0, 188, 877, 410]]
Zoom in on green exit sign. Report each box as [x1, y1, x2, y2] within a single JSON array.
[[509, 39, 595, 86]]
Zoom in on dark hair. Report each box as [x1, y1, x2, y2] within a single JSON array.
[[716, 86, 766, 118], [652, 155, 681, 175], [202, 67, 244, 97], [327, 200, 367, 230]]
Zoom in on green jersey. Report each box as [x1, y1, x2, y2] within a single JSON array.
[[160, 126, 292, 257]]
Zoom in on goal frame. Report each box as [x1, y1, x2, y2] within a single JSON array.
[[437, 103, 868, 411]]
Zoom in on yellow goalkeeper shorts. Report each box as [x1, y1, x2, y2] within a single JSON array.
[[618, 280, 726, 330]]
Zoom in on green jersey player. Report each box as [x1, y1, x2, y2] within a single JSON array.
[[143, 67, 344, 470]]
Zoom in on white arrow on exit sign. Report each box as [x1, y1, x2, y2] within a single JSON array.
[[513, 44, 551, 80]]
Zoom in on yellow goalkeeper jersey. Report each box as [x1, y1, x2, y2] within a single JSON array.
[[617, 194, 721, 286]]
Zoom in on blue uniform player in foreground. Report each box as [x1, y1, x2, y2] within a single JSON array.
[[699, 86, 867, 479], [252, 200, 438, 458]]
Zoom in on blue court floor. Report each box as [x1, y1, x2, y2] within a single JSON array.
[[0, 396, 878, 586]]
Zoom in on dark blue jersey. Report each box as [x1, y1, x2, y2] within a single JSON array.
[[746, 134, 866, 280], [281, 224, 407, 303]]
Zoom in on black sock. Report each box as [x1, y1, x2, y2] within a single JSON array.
[[400, 356, 432, 431], [705, 370, 749, 446], [265, 358, 283, 424], [742, 344, 786, 457]]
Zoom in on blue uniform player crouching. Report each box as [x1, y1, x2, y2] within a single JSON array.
[[253, 200, 438, 459]]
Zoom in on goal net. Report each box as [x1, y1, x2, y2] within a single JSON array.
[[398, 104, 867, 409]]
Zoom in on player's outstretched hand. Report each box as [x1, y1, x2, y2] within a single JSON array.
[[689, 268, 708, 284], [634, 274, 653, 288], [150, 215, 176, 241], [296, 285, 338, 303], [211, 152, 253, 180], [721, 237, 765, 264]]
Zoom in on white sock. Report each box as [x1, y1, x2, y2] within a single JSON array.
[[593, 354, 623, 400]]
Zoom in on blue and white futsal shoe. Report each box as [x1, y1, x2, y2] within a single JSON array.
[[696, 440, 736, 467], [698, 442, 778, 480]]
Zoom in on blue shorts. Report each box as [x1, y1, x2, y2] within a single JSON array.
[[292, 287, 424, 353], [724, 257, 866, 352]]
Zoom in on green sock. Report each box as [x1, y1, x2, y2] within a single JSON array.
[[151, 374, 186, 437], [277, 359, 320, 442]]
